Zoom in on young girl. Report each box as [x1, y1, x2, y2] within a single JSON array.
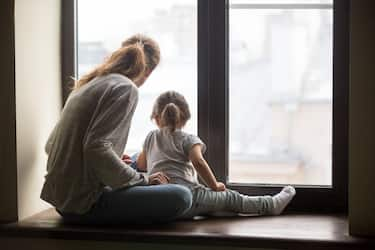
[[136, 91, 296, 218]]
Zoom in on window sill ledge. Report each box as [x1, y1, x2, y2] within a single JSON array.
[[0, 209, 374, 250]]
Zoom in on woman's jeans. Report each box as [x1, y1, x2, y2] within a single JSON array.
[[59, 154, 192, 225], [59, 184, 192, 225]]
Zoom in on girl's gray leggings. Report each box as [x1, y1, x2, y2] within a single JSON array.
[[182, 185, 274, 218]]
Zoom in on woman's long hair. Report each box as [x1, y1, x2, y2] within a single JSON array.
[[74, 34, 160, 89]]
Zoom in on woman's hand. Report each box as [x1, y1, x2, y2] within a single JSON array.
[[121, 154, 133, 165], [148, 172, 170, 185], [213, 182, 226, 192]]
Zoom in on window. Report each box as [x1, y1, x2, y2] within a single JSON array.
[[62, 0, 349, 212], [76, 0, 197, 153], [229, 1, 333, 186], [198, 0, 348, 211]]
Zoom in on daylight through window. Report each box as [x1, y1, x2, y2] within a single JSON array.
[[77, 0, 197, 154], [229, 0, 333, 186]]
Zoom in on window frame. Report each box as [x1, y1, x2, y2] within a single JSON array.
[[198, 0, 349, 212], [61, 0, 77, 104], [62, 0, 349, 213]]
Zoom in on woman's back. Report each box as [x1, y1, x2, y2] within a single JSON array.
[[41, 73, 142, 214]]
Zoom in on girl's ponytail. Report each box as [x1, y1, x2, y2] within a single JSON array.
[[160, 103, 181, 132], [151, 91, 191, 131]]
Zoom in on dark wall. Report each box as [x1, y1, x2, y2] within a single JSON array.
[[0, 0, 18, 223], [349, 0, 375, 237]]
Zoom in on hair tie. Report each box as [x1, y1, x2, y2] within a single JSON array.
[[137, 38, 144, 48]]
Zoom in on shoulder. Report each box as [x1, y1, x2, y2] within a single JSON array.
[[94, 74, 138, 104], [146, 129, 159, 139], [143, 129, 158, 150], [108, 73, 138, 96], [179, 130, 201, 141], [179, 131, 207, 155]]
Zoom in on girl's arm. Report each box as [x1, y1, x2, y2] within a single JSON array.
[[136, 150, 170, 184], [189, 144, 226, 192], [136, 151, 147, 172]]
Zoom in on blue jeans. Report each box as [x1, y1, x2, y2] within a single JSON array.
[[59, 184, 192, 225], [59, 155, 192, 225]]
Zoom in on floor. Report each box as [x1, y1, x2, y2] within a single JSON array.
[[0, 209, 374, 250]]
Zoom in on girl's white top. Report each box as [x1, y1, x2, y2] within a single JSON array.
[[41, 73, 148, 214], [143, 128, 206, 187]]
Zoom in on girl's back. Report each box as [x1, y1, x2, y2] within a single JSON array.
[[143, 128, 206, 187]]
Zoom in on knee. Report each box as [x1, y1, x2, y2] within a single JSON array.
[[169, 185, 193, 216]]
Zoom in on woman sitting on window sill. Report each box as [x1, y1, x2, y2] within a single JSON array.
[[40, 34, 192, 225]]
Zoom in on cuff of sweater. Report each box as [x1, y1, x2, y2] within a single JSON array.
[[115, 172, 149, 190], [132, 172, 149, 186], [138, 173, 149, 185]]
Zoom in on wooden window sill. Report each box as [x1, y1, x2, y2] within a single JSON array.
[[0, 209, 374, 250]]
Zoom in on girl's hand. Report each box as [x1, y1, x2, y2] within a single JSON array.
[[213, 182, 226, 192], [148, 172, 170, 185]]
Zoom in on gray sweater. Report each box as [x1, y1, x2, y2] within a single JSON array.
[[41, 73, 148, 214]]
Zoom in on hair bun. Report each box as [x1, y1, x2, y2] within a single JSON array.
[[151, 91, 191, 132], [161, 103, 180, 132]]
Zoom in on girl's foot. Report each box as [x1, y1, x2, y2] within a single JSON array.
[[271, 186, 296, 215]]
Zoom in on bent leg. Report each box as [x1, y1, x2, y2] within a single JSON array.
[[183, 186, 274, 218], [60, 184, 192, 225]]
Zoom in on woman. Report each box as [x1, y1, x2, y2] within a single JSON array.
[[41, 34, 192, 225]]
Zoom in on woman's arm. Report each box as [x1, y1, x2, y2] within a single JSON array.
[[189, 144, 225, 191], [45, 124, 58, 155], [84, 83, 149, 189]]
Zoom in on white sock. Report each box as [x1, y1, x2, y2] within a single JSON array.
[[271, 186, 296, 215]]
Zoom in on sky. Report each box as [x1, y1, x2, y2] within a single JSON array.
[[78, 0, 194, 45], [77, 0, 332, 43]]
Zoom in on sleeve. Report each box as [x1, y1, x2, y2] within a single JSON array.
[[45, 124, 58, 155], [182, 134, 207, 157], [142, 131, 154, 154], [83, 83, 148, 189], [45, 92, 74, 155]]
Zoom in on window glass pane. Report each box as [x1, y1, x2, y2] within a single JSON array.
[[77, 0, 197, 154], [229, 1, 333, 185]]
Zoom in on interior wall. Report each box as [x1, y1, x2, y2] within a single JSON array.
[[349, 0, 375, 237], [14, 0, 62, 220], [0, 0, 18, 223]]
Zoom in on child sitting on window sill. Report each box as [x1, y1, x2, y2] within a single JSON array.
[[126, 91, 296, 218]]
